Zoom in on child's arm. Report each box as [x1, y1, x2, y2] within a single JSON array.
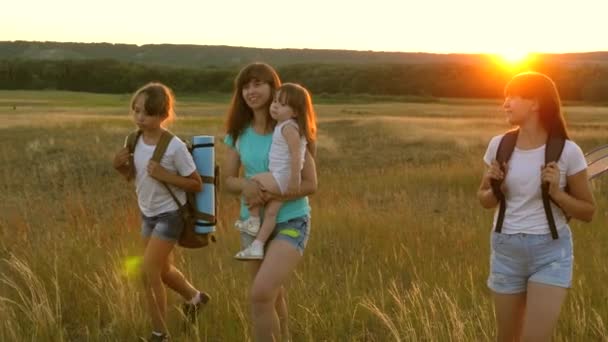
[[147, 161, 202, 193], [113, 147, 132, 180], [283, 124, 303, 195]]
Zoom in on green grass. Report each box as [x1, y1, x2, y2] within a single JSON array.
[[0, 91, 607, 341]]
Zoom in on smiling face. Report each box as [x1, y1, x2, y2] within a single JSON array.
[[241, 78, 273, 111], [502, 95, 537, 126]]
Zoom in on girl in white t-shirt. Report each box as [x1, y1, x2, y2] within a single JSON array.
[[112, 83, 208, 342], [477, 72, 595, 341], [234, 83, 317, 260]]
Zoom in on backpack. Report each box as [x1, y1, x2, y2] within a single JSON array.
[[125, 129, 218, 248], [490, 129, 567, 240]]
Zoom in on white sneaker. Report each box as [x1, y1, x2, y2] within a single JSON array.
[[234, 242, 264, 260], [234, 220, 245, 230], [240, 218, 260, 236]]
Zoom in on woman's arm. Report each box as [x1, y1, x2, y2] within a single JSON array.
[[544, 163, 595, 222], [223, 145, 265, 206], [263, 150, 317, 202]]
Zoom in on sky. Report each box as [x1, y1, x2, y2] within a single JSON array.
[[2, 0, 607, 54]]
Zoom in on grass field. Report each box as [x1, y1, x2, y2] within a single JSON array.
[[0, 90, 607, 341]]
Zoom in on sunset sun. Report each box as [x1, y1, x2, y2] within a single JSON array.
[[502, 50, 529, 62], [489, 50, 532, 70]]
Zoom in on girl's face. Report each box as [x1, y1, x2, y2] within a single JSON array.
[[242, 78, 272, 111], [132, 95, 163, 130], [502, 95, 537, 126], [270, 93, 296, 122]]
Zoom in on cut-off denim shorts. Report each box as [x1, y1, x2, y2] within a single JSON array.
[[141, 210, 184, 242], [240, 215, 311, 255], [488, 227, 573, 294]]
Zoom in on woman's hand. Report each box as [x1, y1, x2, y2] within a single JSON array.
[[482, 160, 508, 193], [478, 160, 507, 209], [541, 161, 561, 198], [243, 179, 264, 207]]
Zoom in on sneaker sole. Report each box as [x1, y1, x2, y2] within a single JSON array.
[[234, 254, 264, 261]]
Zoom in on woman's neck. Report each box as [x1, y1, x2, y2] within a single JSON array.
[[517, 118, 547, 149], [251, 108, 273, 134]]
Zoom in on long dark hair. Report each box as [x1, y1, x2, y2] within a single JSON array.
[[504, 71, 570, 139], [226, 63, 281, 143]]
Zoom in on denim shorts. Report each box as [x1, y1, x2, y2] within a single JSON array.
[[240, 215, 311, 255], [141, 210, 184, 242], [488, 227, 573, 294]]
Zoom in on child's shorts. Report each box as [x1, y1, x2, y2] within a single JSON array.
[[488, 227, 573, 294], [141, 210, 184, 242], [240, 215, 311, 255]]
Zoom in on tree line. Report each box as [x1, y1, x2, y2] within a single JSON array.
[[1, 58, 607, 102]]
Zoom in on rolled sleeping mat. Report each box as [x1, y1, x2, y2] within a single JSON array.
[[585, 145, 608, 180], [192, 135, 216, 234]]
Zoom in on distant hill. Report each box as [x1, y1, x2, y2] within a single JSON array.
[[2, 41, 607, 69]]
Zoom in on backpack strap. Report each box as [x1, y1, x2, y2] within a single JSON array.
[[151, 130, 174, 163], [491, 129, 519, 233], [543, 136, 566, 239], [147, 130, 184, 208], [125, 130, 143, 181]]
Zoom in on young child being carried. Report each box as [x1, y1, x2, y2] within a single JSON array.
[[235, 83, 317, 260]]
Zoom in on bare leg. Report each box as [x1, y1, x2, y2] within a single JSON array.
[[521, 282, 568, 342], [251, 240, 302, 342], [493, 291, 526, 342], [142, 237, 176, 334], [160, 254, 199, 301], [249, 205, 261, 220], [249, 173, 281, 222], [256, 200, 283, 243], [251, 173, 283, 243], [248, 258, 290, 341], [275, 287, 290, 342]]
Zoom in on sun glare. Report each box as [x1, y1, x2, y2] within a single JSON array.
[[489, 50, 532, 70], [502, 51, 529, 63]]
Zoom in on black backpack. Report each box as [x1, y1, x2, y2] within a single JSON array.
[[490, 129, 567, 239]]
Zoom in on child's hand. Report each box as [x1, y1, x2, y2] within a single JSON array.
[[147, 160, 170, 181], [113, 147, 130, 170]]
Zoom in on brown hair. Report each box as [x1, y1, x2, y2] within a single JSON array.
[[276, 83, 317, 154], [226, 63, 281, 143], [504, 72, 569, 139], [130, 82, 176, 125]]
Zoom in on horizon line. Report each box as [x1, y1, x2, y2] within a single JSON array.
[[3, 39, 608, 56]]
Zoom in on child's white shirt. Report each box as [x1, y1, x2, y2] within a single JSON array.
[[134, 136, 196, 217], [268, 119, 307, 194]]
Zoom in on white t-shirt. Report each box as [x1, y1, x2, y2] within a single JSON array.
[[133, 135, 196, 217], [268, 119, 307, 194], [483, 134, 587, 235]]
